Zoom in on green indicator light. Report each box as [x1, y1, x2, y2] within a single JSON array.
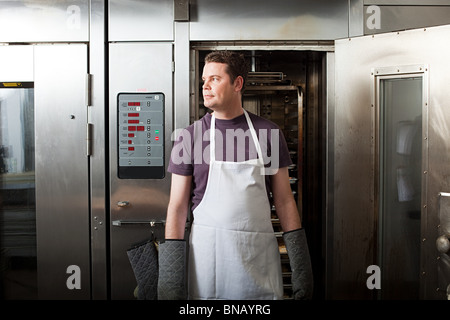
[[155, 129, 159, 134]]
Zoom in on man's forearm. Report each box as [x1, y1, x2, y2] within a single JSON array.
[[165, 173, 192, 239], [275, 197, 302, 232], [165, 203, 188, 239]]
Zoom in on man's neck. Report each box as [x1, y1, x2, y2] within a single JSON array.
[[212, 103, 244, 120]]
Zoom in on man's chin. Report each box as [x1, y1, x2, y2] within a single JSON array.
[[203, 104, 215, 111]]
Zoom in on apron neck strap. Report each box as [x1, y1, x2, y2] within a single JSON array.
[[210, 110, 264, 163]]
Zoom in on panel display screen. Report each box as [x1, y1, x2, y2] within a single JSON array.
[[117, 92, 165, 179]]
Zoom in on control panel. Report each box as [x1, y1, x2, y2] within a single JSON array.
[[117, 92, 165, 179]]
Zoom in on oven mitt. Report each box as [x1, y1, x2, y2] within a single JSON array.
[[127, 239, 159, 300], [157, 239, 187, 300], [283, 228, 314, 300]]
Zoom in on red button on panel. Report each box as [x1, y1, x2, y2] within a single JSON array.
[[137, 126, 145, 131], [128, 147, 135, 151], [128, 113, 140, 117], [128, 133, 134, 137], [128, 126, 136, 131], [128, 120, 139, 124], [128, 140, 132, 144]]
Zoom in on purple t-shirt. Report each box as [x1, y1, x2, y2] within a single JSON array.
[[168, 111, 292, 211]]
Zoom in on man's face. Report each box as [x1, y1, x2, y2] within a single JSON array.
[[202, 62, 239, 111]]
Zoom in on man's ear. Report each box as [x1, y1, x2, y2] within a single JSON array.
[[234, 76, 244, 92]]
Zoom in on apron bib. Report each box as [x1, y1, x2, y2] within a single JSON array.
[[188, 110, 283, 300]]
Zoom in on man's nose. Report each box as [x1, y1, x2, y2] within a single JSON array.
[[202, 80, 210, 90]]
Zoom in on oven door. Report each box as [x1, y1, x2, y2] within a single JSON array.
[[331, 24, 450, 300]]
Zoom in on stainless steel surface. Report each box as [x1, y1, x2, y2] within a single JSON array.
[[333, 24, 450, 299], [108, 0, 174, 41], [349, 0, 364, 37], [174, 22, 191, 132], [34, 44, 90, 299], [109, 42, 173, 299], [189, 0, 349, 41], [0, 0, 89, 42], [88, 0, 108, 300]]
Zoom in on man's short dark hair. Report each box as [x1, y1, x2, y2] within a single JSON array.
[[205, 51, 248, 91]]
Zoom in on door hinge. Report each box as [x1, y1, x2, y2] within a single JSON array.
[[86, 123, 93, 156], [86, 73, 92, 106]]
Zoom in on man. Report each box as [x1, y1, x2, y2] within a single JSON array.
[[158, 51, 313, 300]]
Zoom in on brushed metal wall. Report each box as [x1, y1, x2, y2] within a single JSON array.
[[108, 42, 173, 299], [189, 0, 349, 41], [0, 0, 89, 42]]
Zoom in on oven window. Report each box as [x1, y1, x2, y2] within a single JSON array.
[[0, 83, 37, 299], [379, 76, 422, 299]]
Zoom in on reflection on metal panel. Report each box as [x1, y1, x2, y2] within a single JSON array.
[[108, 0, 174, 41], [190, 0, 349, 41], [109, 42, 173, 299], [35, 44, 90, 299], [0, 0, 89, 42]]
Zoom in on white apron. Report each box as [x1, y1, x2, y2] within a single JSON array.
[[188, 110, 283, 300]]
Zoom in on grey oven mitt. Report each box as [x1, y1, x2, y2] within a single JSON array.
[[127, 239, 159, 300], [283, 228, 314, 300], [157, 239, 187, 300]]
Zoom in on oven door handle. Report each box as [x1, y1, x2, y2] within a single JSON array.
[[112, 219, 165, 227]]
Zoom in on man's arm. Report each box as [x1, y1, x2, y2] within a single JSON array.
[[270, 166, 302, 232], [158, 173, 191, 300], [165, 173, 192, 239], [271, 166, 314, 300]]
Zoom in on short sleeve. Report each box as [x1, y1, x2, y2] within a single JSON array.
[[167, 127, 193, 176]]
